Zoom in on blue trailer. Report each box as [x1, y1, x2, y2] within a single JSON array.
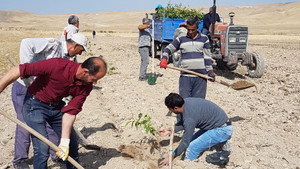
[[148, 13, 203, 59]]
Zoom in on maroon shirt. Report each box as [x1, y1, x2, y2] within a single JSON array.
[[19, 58, 93, 115]]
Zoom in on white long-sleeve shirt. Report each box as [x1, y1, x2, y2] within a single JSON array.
[[17, 38, 65, 86], [60, 24, 79, 42]]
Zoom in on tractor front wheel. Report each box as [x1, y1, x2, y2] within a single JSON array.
[[247, 51, 265, 78]]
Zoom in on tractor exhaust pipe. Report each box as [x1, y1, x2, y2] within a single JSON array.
[[211, 0, 216, 42], [229, 12, 235, 25]]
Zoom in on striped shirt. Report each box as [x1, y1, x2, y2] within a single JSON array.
[[162, 33, 213, 76]]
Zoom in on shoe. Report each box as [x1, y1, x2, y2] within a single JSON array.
[[139, 77, 147, 81], [206, 150, 230, 166], [13, 161, 30, 169]]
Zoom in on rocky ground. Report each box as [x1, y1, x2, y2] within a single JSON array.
[[0, 2, 300, 168], [0, 31, 299, 169]]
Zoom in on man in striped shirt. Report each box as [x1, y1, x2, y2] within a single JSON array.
[[160, 16, 215, 99]]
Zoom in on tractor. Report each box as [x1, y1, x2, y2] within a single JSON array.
[[209, 2, 265, 78]]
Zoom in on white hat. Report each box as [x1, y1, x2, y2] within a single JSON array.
[[71, 33, 89, 53]]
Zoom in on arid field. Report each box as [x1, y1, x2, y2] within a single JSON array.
[[0, 2, 299, 169]]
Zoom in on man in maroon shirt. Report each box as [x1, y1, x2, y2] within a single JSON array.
[[0, 57, 107, 169]]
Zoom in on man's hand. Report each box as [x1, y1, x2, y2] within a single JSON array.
[[160, 58, 168, 68], [158, 128, 171, 137], [159, 154, 174, 167], [208, 72, 216, 82], [56, 138, 70, 161]]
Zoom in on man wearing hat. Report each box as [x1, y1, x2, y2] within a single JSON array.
[[10, 33, 88, 169], [0, 56, 107, 169]]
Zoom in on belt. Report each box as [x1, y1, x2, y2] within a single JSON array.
[[221, 120, 232, 127], [32, 95, 59, 107]]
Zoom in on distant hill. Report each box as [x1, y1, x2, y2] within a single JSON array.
[[0, 1, 299, 35], [0, 10, 36, 22]]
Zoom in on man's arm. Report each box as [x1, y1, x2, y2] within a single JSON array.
[[161, 38, 181, 62], [61, 113, 76, 138], [0, 66, 20, 93], [138, 24, 149, 32], [56, 113, 76, 161], [203, 37, 213, 73], [173, 119, 195, 157], [203, 15, 210, 29], [216, 13, 221, 22]]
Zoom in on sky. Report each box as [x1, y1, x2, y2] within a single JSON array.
[[0, 0, 299, 14]]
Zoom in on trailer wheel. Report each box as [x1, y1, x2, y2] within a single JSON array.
[[247, 51, 265, 78], [154, 41, 159, 58]]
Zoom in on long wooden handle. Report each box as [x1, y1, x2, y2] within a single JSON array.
[[169, 121, 175, 169], [166, 65, 231, 87], [0, 111, 84, 169]]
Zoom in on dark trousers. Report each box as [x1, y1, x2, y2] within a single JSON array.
[[22, 93, 78, 169], [11, 81, 59, 165], [179, 76, 207, 99]]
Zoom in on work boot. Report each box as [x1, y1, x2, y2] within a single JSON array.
[[13, 161, 30, 169]]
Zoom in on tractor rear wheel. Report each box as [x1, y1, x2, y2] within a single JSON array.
[[247, 51, 265, 78]]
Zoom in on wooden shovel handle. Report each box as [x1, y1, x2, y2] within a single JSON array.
[[166, 66, 231, 87], [169, 121, 175, 169], [0, 111, 84, 169]]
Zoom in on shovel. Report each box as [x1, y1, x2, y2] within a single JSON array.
[[166, 65, 256, 90], [0, 111, 84, 169], [168, 121, 175, 169], [147, 15, 157, 85], [6, 54, 101, 150]]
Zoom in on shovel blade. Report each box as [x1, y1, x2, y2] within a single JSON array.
[[147, 73, 157, 85], [230, 80, 255, 90]]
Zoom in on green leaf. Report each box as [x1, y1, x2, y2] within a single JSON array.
[[125, 121, 132, 126]]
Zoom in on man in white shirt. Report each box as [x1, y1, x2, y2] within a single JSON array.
[[60, 15, 80, 62]]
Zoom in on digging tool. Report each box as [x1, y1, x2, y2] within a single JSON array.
[[147, 13, 157, 85], [166, 65, 256, 90], [73, 127, 101, 150], [6, 54, 101, 150], [0, 111, 84, 169], [168, 121, 175, 169]]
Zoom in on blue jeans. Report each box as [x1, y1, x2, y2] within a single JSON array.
[[185, 125, 233, 161], [179, 76, 207, 99], [138, 46, 150, 80], [11, 81, 59, 165], [22, 94, 79, 169]]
